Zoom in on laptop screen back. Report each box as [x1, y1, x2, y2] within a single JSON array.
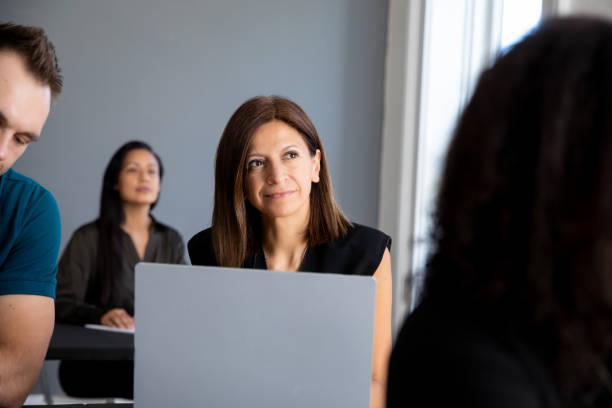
[[134, 263, 376, 408]]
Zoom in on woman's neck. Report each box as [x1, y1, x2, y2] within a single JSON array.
[[121, 203, 152, 232], [261, 213, 309, 272]]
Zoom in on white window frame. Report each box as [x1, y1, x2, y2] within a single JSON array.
[[379, 0, 558, 334]]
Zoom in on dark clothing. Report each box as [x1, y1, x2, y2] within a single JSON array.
[[0, 168, 60, 298], [55, 218, 185, 399], [59, 360, 134, 399], [387, 297, 563, 408], [56, 219, 186, 325], [188, 223, 391, 275]]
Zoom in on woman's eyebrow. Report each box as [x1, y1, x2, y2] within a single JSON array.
[[123, 161, 159, 166], [247, 144, 301, 158], [281, 144, 300, 150]]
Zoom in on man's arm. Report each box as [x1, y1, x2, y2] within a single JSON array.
[[0, 294, 54, 408]]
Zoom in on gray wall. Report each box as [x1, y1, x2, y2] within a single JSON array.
[[2, 0, 389, 255]]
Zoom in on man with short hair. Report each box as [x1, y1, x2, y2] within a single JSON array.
[[0, 23, 62, 407]]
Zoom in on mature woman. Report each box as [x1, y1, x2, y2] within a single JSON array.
[[56, 140, 185, 398], [188, 96, 392, 408], [387, 17, 612, 408]]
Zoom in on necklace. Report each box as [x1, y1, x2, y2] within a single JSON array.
[[263, 245, 308, 271]]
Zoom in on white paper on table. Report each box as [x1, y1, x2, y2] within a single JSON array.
[[84, 324, 135, 334]]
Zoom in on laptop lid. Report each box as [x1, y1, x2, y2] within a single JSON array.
[[134, 262, 376, 408]]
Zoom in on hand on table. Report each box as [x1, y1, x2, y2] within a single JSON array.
[[100, 308, 134, 329]]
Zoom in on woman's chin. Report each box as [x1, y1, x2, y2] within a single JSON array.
[[121, 198, 157, 207], [259, 206, 304, 220]]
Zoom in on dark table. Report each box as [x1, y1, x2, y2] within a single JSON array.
[[46, 323, 134, 361], [39, 324, 134, 404], [26, 405, 133, 407]]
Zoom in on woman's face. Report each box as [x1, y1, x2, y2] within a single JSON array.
[[244, 120, 321, 221], [115, 148, 161, 206]]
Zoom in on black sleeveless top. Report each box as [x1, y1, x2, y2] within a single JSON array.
[[188, 223, 391, 276]]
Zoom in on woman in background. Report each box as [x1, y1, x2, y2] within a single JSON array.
[[387, 17, 612, 408], [188, 96, 392, 408], [56, 140, 185, 398]]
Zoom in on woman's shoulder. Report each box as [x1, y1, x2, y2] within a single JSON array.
[[70, 220, 99, 241], [343, 223, 392, 250], [187, 227, 217, 266], [188, 227, 212, 247], [152, 219, 184, 243], [61, 220, 99, 258], [304, 223, 390, 276], [329, 223, 391, 259]]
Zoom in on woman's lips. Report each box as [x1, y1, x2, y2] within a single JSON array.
[[264, 190, 295, 199], [136, 187, 151, 193]]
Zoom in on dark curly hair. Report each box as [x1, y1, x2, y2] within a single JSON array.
[[424, 17, 612, 397]]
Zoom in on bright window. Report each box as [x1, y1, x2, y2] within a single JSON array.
[[409, 0, 542, 307], [501, 0, 544, 49]]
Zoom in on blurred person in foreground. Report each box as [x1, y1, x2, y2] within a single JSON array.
[[388, 17, 612, 408]]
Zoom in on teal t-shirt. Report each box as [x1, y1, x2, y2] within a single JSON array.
[[0, 169, 60, 298]]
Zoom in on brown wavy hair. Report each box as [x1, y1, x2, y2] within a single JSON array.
[[424, 17, 612, 398], [212, 95, 350, 267], [0, 22, 62, 99]]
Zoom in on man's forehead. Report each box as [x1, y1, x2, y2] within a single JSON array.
[[0, 50, 30, 81], [0, 50, 51, 95], [0, 50, 51, 135]]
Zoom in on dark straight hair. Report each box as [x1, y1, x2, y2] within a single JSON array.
[[97, 141, 164, 307], [212, 95, 351, 267]]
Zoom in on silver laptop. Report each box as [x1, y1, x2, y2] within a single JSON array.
[[134, 262, 376, 408]]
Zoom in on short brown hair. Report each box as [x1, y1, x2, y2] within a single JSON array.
[[0, 22, 62, 99], [212, 95, 351, 267]]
